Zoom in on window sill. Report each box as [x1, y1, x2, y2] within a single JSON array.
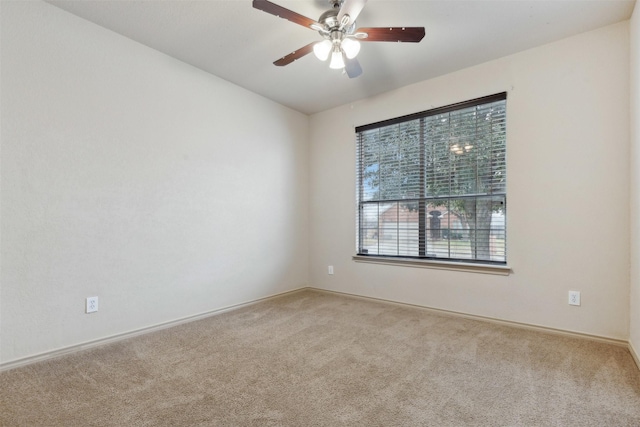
[[352, 255, 511, 276]]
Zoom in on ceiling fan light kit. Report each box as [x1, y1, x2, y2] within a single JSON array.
[[253, 0, 425, 79], [313, 40, 332, 61], [329, 48, 345, 69], [341, 38, 361, 59]]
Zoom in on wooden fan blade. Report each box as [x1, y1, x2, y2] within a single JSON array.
[[274, 42, 316, 66], [344, 56, 363, 79], [253, 0, 319, 30], [356, 27, 425, 42], [337, 0, 368, 27]]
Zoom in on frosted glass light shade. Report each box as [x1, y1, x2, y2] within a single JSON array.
[[313, 40, 332, 61], [329, 50, 345, 69], [341, 38, 360, 59]]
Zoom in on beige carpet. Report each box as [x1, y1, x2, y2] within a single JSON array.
[[1, 289, 639, 426]]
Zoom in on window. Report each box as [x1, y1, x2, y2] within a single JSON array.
[[356, 93, 507, 264]]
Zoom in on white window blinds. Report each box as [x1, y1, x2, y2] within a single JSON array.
[[356, 93, 507, 263]]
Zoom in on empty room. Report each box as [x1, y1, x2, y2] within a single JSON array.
[[2, 0, 640, 425]]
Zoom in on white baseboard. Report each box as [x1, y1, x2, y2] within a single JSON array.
[[308, 287, 630, 348], [630, 340, 640, 371], [0, 287, 307, 372]]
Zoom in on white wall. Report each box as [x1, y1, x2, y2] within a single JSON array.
[[309, 22, 630, 340], [630, 3, 640, 356], [0, 1, 309, 364]]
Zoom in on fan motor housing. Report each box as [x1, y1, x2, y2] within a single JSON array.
[[317, 8, 355, 38], [318, 9, 339, 30]]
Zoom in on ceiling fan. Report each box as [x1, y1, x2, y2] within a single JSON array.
[[253, 0, 425, 78]]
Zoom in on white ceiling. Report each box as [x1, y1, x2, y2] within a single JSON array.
[[47, 0, 636, 115]]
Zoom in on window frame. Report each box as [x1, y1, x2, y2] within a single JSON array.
[[355, 93, 508, 268]]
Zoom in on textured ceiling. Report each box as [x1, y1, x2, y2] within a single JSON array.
[[47, 0, 636, 114]]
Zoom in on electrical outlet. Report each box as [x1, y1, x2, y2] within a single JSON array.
[[568, 291, 580, 306], [328, 265, 334, 275], [86, 296, 99, 313]]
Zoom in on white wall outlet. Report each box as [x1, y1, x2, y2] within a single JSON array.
[[568, 291, 580, 306], [86, 296, 99, 313], [328, 265, 334, 275]]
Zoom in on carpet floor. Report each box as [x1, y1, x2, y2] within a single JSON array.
[[1, 289, 639, 426]]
